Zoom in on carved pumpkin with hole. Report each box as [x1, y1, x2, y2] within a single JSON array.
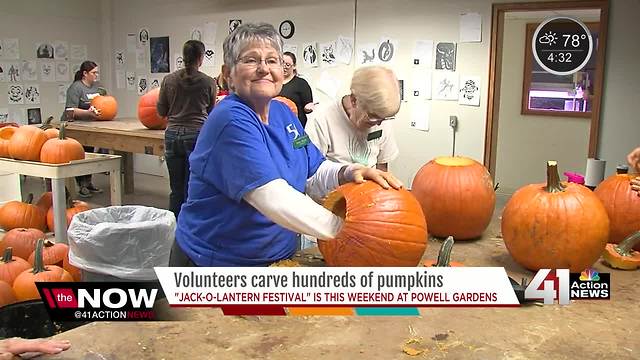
[[411, 156, 495, 240], [90, 95, 118, 121], [137, 88, 167, 130], [40, 123, 85, 164], [13, 240, 74, 301], [318, 181, 428, 266], [0, 248, 31, 285], [0, 125, 17, 158], [0, 227, 45, 260], [274, 96, 298, 115], [0, 194, 47, 231], [7, 125, 48, 161], [594, 172, 640, 250], [46, 198, 90, 233], [501, 161, 610, 272]]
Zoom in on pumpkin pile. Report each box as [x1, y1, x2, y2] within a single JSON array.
[[0, 122, 85, 163], [0, 191, 89, 233], [138, 88, 167, 129], [318, 181, 428, 267]]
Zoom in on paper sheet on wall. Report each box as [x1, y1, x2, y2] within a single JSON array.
[[9, 108, 26, 125], [412, 40, 433, 67], [135, 48, 146, 69], [53, 41, 69, 60], [283, 43, 298, 58], [377, 37, 398, 64], [137, 75, 148, 95], [203, 22, 217, 44], [335, 36, 354, 65], [0, 108, 8, 122], [190, 27, 203, 41], [3, 39, 20, 60], [433, 71, 459, 101], [70, 62, 81, 75], [114, 50, 125, 68], [460, 13, 482, 43], [55, 62, 70, 82], [149, 77, 162, 90], [21, 60, 37, 81], [40, 61, 55, 82], [459, 75, 481, 106], [24, 84, 40, 105], [70, 44, 87, 60], [126, 71, 136, 90], [302, 42, 319, 68], [356, 43, 377, 66], [319, 41, 337, 68], [174, 53, 184, 70], [6, 62, 21, 82], [316, 70, 340, 98], [58, 84, 67, 104], [203, 44, 215, 68], [411, 69, 432, 100], [115, 70, 125, 89], [410, 101, 430, 132], [138, 28, 150, 48], [7, 84, 24, 104], [126, 34, 137, 53]]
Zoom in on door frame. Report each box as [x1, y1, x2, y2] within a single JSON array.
[[483, 0, 609, 176]]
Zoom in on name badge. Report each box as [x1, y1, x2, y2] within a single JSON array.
[[367, 130, 382, 141], [293, 134, 311, 149]]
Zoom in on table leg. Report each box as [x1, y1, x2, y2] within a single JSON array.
[[115, 151, 135, 194], [51, 179, 68, 244], [110, 168, 123, 206]]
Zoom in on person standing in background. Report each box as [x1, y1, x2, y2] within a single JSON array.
[[278, 51, 314, 127], [628, 147, 640, 195], [157, 40, 216, 218]]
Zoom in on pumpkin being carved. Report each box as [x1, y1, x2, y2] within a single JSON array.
[[594, 173, 640, 250], [501, 161, 610, 272], [318, 181, 428, 266], [90, 95, 118, 121], [411, 156, 495, 240], [137, 88, 167, 130], [8, 125, 48, 161]]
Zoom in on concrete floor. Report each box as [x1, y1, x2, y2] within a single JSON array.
[[12, 174, 640, 359]]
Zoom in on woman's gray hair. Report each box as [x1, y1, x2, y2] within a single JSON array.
[[223, 23, 283, 69]]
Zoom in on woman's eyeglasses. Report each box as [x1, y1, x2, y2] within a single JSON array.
[[282, 62, 294, 69], [237, 56, 283, 69]]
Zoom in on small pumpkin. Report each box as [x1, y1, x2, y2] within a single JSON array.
[[36, 192, 53, 213], [0, 227, 45, 259], [602, 230, 640, 270], [28, 239, 68, 267], [90, 95, 118, 121], [411, 156, 496, 240], [0, 248, 31, 285], [0, 280, 17, 307], [318, 181, 428, 266], [423, 236, 465, 267], [7, 125, 49, 161], [0, 125, 17, 158], [594, 172, 640, 250], [39, 122, 85, 164], [501, 161, 610, 272], [0, 194, 47, 231], [137, 88, 167, 130], [46, 196, 89, 233], [274, 96, 298, 115], [13, 239, 74, 301]]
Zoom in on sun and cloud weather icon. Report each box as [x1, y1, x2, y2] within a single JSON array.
[[538, 31, 558, 46], [579, 268, 600, 281]]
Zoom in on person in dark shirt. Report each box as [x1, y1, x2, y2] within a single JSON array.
[[278, 51, 314, 127], [157, 40, 216, 217]]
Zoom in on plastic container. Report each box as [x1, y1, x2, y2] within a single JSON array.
[[564, 171, 585, 185]]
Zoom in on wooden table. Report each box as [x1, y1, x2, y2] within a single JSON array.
[[0, 153, 122, 244], [61, 117, 165, 194]]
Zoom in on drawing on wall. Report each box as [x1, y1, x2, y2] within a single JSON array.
[[377, 39, 396, 63], [139, 28, 150, 47], [58, 84, 67, 104], [115, 50, 125, 67], [435, 42, 457, 71], [279, 20, 295, 40], [0, 63, 4, 82], [135, 48, 146, 69], [203, 45, 215, 68], [357, 43, 377, 65], [150, 37, 170, 73], [302, 42, 318, 67], [433, 71, 459, 101], [319, 41, 336, 67], [229, 19, 242, 34], [137, 76, 148, 95], [203, 22, 217, 43], [21, 60, 37, 81], [459, 75, 481, 106], [335, 36, 354, 65], [0, 108, 8, 122], [71, 62, 81, 75], [8, 63, 20, 82], [190, 27, 203, 41], [40, 62, 55, 82], [27, 108, 41, 125], [55, 62, 70, 82], [24, 85, 40, 105], [3, 39, 19, 60], [150, 78, 161, 90], [174, 53, 184, 70], [53, 41, 68, 59], [126, 71, 136, 90], [8, 84, 24, 104], [70, 44, 87, 60], [36, 43, 54, 59]]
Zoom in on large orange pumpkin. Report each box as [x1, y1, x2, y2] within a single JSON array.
[[0, 194, 47, 231], [7, 125, 48, 161], [0, 248, 31, 285], [40, 123, 85, 164], [46, 198, 89, 233], [13, 239, 74, 301], [0, 126, 17, 158], [411, 156, 496, 240], [594, 172, 640, 250], [274, 96, 298, 115], [90, 95, 118, 121], [318, 181, 428, 266], [502, 161, 610, 272], [0, 227, 45, 260], [0, 280, 17, 307], [137, 88, 167, 130]]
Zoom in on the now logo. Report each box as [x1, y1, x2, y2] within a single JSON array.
[[78, 288, 158, 309], [524, 269, 570, 305]]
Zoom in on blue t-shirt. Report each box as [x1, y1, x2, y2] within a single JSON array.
[[175, 94, 325, 266]]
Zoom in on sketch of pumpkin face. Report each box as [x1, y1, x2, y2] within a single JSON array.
[[127, 74, 135, 85], [460, 80, 478, 100], [56, 63, 67, 75], [138, 78, 147, 91], [42, 63, 52, 75], [303, 45, 316, 64], [175, 56, 184, 69], [9, 85, 23, 102]]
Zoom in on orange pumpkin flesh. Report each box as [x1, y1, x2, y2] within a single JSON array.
[[0, 194, 47, 231], [318, 182, 428, 266], [8, 125, 48, 161], [0, 126, 17, 158], [602, 231, 640, 270], [502, 161, 610, 272], [0, 227, 45, 259], [40, 123, 85, 164], [594, 173, 640, 250], [0, 280, 17, 307], [137, 88, 167, 129], [91, 95, 118, 121], [0, 248, 31, 285], [274, 96, 298, 115], [411, 156, 495, 240]]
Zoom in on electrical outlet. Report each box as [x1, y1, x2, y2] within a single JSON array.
[[449, 116, 458, 130]]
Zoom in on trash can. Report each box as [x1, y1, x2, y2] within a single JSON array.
[[67, 206, 175, 281]]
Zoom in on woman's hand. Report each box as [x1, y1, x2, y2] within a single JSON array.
[[89, 106, 102, 116], [631, 176, 640, 196], [339, 164, 403, 190], [0, 337, 71, 359], [303, 102, 316, 113], [628, 147, 640, 174]]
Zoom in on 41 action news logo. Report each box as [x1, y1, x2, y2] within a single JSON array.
[[36, 282, 163, 321], [524, 268, 610, 305]]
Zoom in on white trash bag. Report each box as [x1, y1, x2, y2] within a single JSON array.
[[68, 206, 176, 280]]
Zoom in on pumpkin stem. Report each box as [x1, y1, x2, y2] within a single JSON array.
[[26, 193, 34, 204], [32, 239, 49, 274], [435, 236, 455, 267], [615, 231, 640, 256], [545, 161, 566, 193], [59, 122, 66, 140], [2, 247, 14, 263], [40, 116, 53, 130]]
